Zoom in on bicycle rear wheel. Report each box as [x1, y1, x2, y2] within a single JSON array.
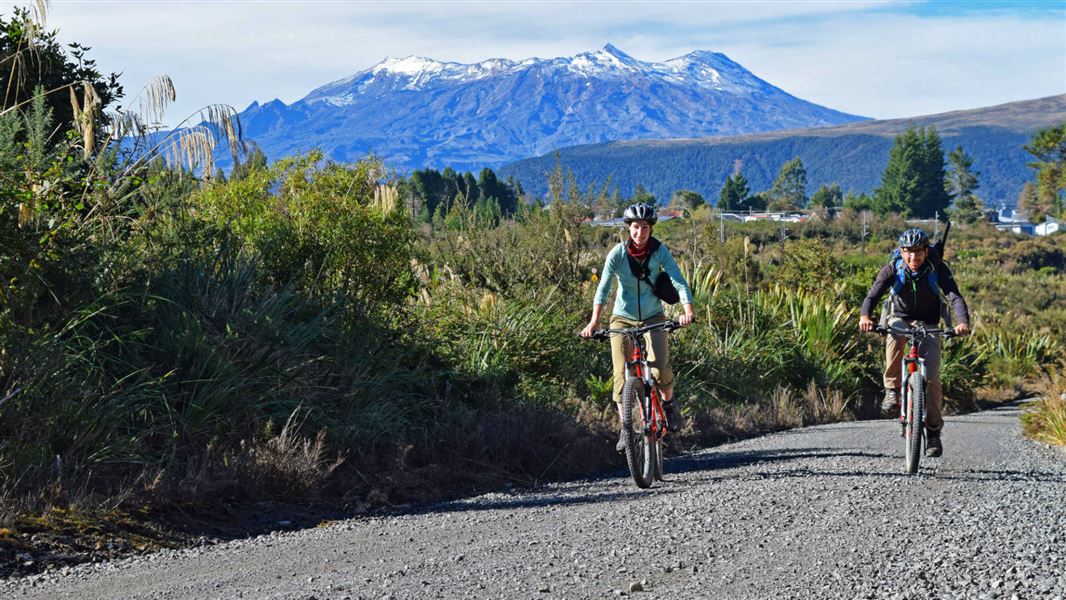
[[622, 377, 654, 488], [904, 374, 926, 474]]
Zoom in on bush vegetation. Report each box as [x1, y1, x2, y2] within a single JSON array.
[[1021, 372, 1066, 446], [1, 10, 1064, 532]]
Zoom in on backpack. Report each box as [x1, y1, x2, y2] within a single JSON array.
[[889, 251, 941, 298], [623, 238, 681, 306], [881, 222, 952, 326]]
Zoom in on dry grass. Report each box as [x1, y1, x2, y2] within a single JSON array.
[[804, 380, 851, 423], [686, 382, 855, 447], [1021, 374, 1066, 446], [236, 414, 345, 501]]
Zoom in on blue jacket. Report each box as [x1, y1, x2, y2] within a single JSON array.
[[594, 240, 693, 321]]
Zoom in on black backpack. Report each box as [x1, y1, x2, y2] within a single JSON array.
[[623, 238, 681, 305], [881, 222, 952, 326]]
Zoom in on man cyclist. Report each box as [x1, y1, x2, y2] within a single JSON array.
[[579, 203, 695, 452], [859, 228, 971, 457]]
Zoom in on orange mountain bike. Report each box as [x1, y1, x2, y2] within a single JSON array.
[[874, 322, 955, 474], [592, 320, 682, 488]]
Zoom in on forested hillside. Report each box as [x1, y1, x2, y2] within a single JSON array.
[[499, 95, 1066, 208]]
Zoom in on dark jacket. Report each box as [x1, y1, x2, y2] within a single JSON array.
[[861, 259, 970, 326]]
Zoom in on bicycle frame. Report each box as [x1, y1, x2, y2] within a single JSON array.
[[897, 334, 928, 436], [622, 331, 668, 442], [876, 323, 954, 438]]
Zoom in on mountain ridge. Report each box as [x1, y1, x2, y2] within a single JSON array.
[[236, 45, 866, 171]]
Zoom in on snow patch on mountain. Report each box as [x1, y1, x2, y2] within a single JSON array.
[[238, 44, 865, 171], [305, 44, 776, 105]]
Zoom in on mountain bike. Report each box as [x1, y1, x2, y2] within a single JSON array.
[[591, 320, 683, 488], [874, 322, 955, 474]]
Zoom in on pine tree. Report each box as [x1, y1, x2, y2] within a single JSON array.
[[875, 127, 919, 215], [809, 183, 843, 209], [946, 146, 983, 224], [462, 172, 479, 207], [441, 166, 460, 212], [768, 157, 807, 211], [843, 191, 874, 211], [1018, 182, 1048, 224], [670, 190, 705, 212], [917, 128, 950, 217], [875, 126, 948, 218], [409, 168, 447, 217], [632, 184, 655, 205], [547, 155, 565, 205], [742, 192, 768, 212], [231, 147, 268, 181], [473, 196, 501, 228], [1023, 123, 1066, 219], [718, 172, 749, 211]]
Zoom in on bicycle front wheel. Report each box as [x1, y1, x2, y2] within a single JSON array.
[[652, 434, 664, 481], [904, 374, 926, 474], [622, 377, 654, 488]]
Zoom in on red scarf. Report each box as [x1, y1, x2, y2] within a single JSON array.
[[626, 238, 653, 261]]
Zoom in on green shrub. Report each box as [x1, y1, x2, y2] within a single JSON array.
[[192, 153, 417, 312]]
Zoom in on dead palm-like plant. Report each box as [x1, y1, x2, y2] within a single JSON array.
[[3, 3, 244, 180], [106, 77, 245, 183], [0, 1, 49, 107]]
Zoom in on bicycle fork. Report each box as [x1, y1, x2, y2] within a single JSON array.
[[898, 345, 927, 438], [624, 343, 667, 440]]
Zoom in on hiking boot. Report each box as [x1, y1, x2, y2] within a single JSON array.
[[616, 429, 626, 453], [926, 429, 943, 457], [663, 401, 684, 432], [881, 389, 899, 414]]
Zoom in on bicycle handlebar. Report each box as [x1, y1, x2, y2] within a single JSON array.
[[588, 319, 686, 341], [872, 324, 956, 339]]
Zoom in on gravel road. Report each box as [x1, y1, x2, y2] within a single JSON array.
[[3, 403, 1064, 599]]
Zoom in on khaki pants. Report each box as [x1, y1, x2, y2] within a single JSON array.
[[884, 318, 943, 431], [610, 313, 673, 407]]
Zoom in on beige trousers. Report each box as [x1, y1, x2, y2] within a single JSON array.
[[884, 318, 943, 431], [610, 313, 673, 406]]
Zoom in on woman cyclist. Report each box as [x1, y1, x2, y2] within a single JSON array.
[[579, 202, 695, 452]]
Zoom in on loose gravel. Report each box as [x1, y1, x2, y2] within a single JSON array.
[[2, 403, 1064, 599]]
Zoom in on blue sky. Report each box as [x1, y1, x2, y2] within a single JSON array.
[[6, 0, 1064, 127]]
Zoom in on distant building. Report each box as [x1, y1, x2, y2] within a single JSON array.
[[991, 207, 1060, 236], [992, 207, 1035, 235], [1035, 217, 1060, 236]]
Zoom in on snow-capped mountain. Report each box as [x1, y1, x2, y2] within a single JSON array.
[[238, 44, 866, 171]]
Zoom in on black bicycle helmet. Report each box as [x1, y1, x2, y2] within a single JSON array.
[[623, 202, 657, 224], [898, 228, 929, 248]]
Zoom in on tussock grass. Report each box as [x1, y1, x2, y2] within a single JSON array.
[[1022, 374, 1066, 446]]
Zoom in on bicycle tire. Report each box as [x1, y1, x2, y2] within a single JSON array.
[[904, 374, 926, 474], [622, 377, 654, 488], [652, 394, 665, 481], [653, 435, 664, 481]]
